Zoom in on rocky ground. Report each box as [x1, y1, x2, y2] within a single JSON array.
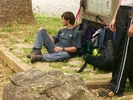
[[0, 60, 133, 100]]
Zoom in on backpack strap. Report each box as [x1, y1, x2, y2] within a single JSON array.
[[77, 62, 87, 73], [82, 25, 89, 37], [113, 31, 116, 44], [99, 27, 106, 49], [101, 28, 106, 45]]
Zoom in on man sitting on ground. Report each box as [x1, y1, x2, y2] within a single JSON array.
[[27, 11, 81, 63]]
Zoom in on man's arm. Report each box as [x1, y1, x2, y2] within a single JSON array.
[[112, 0, 122, 22], [110, 0, 122, 32], [54, 46, 77, 53], [128, 20, 133, 37], [62, 47, 77, 52]]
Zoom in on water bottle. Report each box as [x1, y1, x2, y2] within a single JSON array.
[[85, 40, 93, 54]]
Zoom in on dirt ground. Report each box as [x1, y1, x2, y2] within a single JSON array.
[[0, 57, 133, 100]]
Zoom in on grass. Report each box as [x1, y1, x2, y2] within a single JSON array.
[[0, 13, 110, 79]]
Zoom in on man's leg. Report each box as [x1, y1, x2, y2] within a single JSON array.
[[96, 6, 131, 97], [43, 51, 71, 62], [33, 30, 55, 53], [127, 37, 133, 88], [27, 30, 55, 58], [31, 51, 71, 63]]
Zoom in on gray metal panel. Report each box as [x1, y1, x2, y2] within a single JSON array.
[[80, 0, 118, 24]]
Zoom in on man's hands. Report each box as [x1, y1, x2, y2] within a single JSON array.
[[110, 19, 133, 37], [54, 47, 63, 52], [109, 19, 116, 32], [38, 27, 46, 31], [128, 24, 133, 37]]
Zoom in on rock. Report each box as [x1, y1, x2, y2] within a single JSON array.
[[3, 69, 93, 100]]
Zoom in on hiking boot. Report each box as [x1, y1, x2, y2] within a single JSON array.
[[31, 55, 43, 63], [27, 49, 42, 58], [96, 88, 115, 97]]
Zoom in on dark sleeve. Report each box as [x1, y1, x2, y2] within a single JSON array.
[[72, 30, 82, 48]]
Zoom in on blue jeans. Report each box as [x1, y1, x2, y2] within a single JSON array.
[[33, 30, 71, 61]]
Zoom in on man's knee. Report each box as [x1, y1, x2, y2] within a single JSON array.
[[37, 30, 48, 39], [38, 30, 47, 34]]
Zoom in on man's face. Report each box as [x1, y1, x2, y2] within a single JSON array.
[[61, 17, 69, 26]]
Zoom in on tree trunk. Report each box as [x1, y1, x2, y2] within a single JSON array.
[[0, 0, 35, 26]]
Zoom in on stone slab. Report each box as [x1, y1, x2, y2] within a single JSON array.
[[0, 45, 31, 72]]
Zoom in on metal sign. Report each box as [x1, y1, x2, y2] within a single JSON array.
[[80, 0, 118, 24]]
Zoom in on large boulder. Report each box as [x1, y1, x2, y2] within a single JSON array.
[[3, 69, 93, 100]]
